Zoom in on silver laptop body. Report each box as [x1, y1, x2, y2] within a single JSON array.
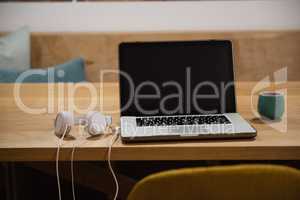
[[118, 41, 256, 142]]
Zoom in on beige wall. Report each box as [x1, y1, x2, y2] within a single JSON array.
[[0, 1, 300, 32]]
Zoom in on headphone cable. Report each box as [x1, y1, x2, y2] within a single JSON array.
[[70, 125, 87, 200], [70, 126, 119, 200], [56, 126, 69, 200], [71, 143, 76, 200], [108, 132, 120, 200]]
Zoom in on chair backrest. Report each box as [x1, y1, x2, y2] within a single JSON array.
[[127, 164, 300, 200]]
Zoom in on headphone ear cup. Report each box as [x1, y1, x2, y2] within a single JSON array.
[[54, 112, 74, 137], [86, 111, 107, 136]]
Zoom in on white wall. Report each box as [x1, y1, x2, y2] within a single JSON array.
[[0, 1, 300, 32]]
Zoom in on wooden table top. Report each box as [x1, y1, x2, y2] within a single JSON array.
[[0, 82, 299, 161]]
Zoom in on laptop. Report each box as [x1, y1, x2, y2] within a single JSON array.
[[118, 40, 256, 142]]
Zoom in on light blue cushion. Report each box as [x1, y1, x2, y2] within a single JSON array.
[[0, 26, 30, 70], [0, 58, 86, 83], [0, 68, 20, 83]]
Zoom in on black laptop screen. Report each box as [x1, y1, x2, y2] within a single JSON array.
[[119, 40, 236, 116]]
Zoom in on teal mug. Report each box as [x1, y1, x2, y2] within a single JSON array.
[[258, 91, 285, 120]]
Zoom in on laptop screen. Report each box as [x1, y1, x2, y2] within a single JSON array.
[[119, 40, 236, 117]]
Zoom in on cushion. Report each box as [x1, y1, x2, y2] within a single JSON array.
[[0, 58, 86, 83], [0, 26, 30, 70]]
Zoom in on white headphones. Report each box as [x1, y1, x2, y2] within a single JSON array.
[[54, 111, 112, 137], [54, 111, 119, 200]]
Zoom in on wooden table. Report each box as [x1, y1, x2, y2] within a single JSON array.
[[0, 82, 299, 161]]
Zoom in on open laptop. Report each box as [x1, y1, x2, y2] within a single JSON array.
[[119, 40, 256, 142]]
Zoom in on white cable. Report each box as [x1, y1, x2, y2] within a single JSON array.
[[108, 132, 120, 200], [70, 125, 120, 200], [70, 126, 87, 200], [56, 145, 62, 200], [56, 126, 69, 200], [71, 143, 76, 200]]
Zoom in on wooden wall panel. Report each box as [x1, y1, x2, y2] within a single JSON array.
[[29, 31, 300, 82]]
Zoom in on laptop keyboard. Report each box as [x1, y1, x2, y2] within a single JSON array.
[[136, 115, 231, 127]]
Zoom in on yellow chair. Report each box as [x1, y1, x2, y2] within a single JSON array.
[[127, 165, 300, 200]]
